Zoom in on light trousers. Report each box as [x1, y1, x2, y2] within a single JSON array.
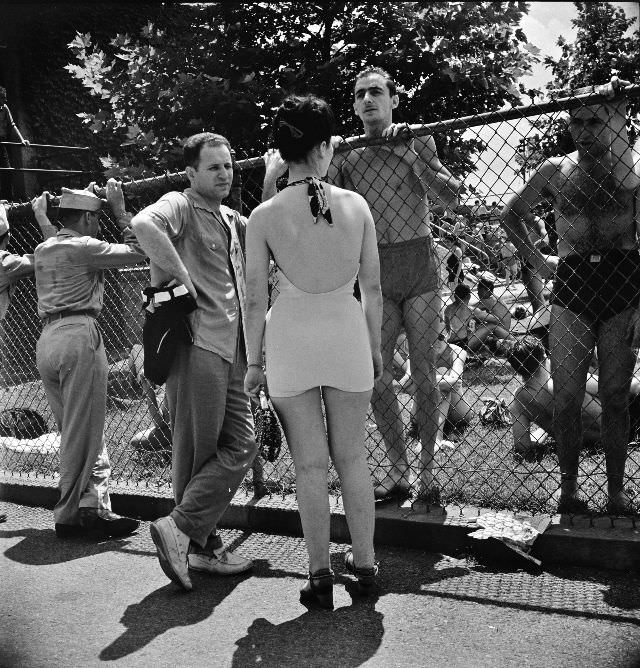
[[166, 342, 258, 548], [36, 315, 111, 525]]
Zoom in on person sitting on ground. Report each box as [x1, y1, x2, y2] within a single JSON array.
[[507, 336, 640, 463], [127, 344, 172, 457], [445, 283, 478, 350], [466, 275, 514, 354], [400, 330, 473, 447]]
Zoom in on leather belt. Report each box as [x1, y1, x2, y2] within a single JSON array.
[[142, 283, 189, 308], [42, 310, 96, 325]]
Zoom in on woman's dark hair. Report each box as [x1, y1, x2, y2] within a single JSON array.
[[273, 95, 334, 163]]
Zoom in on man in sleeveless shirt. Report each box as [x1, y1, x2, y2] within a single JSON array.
[[35, 181, 144, 537], [132, 133, 257, 591], [331, 67, 461, 503], [501, 77, 640, 514]]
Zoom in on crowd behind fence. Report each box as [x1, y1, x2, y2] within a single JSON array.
[[1, 87, 639, 516]]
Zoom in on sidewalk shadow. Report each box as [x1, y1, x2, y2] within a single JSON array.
[[0, 527, 137, 565], [232, 600, 384, 668], [100, 557, 303, 662]]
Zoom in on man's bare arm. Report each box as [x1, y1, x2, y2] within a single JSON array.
[[261, 149, 288, 202], [131, 212, 196, 297], [606, 97, 640, 190], [501, 162, 556, 280], [510, 396, 535, 452]]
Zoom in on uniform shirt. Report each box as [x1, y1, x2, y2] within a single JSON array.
[[139, 188, 247, 364], [34, 229, 146, 318], [0, 251, 36, 321]]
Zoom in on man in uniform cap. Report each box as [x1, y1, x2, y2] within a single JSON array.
[[34, 179, 146, 538]]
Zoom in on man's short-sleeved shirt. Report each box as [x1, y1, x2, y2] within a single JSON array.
[[0, 251, 36, 321], [138, 188, 247, 363], [34, 229, 145, 318]]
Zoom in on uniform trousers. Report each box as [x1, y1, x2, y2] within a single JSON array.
[[36, 315, 111, 525], [166, 341, 257, 548]]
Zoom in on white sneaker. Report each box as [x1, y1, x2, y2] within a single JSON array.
[[188, 545, 253, 575], [150, 516, 192, 590]]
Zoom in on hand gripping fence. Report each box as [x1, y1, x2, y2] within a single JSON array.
[[1, 84, 639, 519]]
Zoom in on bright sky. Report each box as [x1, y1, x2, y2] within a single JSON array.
[[464, 1, 639, 204]]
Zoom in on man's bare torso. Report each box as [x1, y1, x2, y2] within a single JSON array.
[[544, 153, 636, 257], [342, 145, 431, 245]]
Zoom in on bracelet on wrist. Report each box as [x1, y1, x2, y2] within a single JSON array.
[[247, 363, 264, 369]]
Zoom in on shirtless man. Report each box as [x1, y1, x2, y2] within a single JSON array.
[[501, 78, 640, 513], [332, 67, 461, 501], [507, 336, 640, 463], [467, 275, 513, 354]]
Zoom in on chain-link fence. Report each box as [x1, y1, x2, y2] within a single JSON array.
[[1, 85, 639, 516]]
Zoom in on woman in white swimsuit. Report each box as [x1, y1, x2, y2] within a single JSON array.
[[244, 95, 383, 609]]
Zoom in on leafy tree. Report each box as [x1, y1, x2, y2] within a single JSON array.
[[65, 1, 539, 180], [520, 1, 639, 169]]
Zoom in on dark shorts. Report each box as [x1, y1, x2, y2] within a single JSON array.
[[551, 250, 640, 324], [378, 236, 439, 304]]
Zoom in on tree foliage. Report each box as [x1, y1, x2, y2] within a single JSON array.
[[65, 1, 539, 179], [522, 1, 639, 169]]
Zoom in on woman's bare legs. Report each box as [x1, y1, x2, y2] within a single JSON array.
[[323, 386, 375, 569], [272, 388, 331, 573]]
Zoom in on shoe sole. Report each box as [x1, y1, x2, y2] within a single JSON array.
[[188, 564, 253, 575], [150, 523, 192, 591]]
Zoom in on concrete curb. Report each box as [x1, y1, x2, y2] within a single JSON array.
[[2, 473, 640, 571]]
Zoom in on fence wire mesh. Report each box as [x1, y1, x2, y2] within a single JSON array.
[[1, 86, 639, 517]]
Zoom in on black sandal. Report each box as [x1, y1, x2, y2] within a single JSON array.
[[300, 568, 334, 610], [344, 550, 378, 597]]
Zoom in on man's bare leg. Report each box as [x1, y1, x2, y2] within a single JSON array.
[[549, 306, 594, 511], [404, 290, 443, 500], [597, 309, 636, 512], [371, 297, 407, 497]]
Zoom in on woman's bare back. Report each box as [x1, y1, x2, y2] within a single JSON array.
[[262, 183, 365, 293]]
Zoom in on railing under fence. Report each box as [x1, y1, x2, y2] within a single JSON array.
[[1, 85, 640, 517]]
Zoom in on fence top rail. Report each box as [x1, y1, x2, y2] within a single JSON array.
[[0, 142, 91, 151], [3, 84, 639, 218], [237, 83, 640, 166]]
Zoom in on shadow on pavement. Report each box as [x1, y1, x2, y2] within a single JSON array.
[[0, 527, 140, 565], [100, 556, 306, 662], [232, 599, 384, 668]]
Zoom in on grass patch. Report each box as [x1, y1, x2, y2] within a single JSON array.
[[3, 356, 640, 514]]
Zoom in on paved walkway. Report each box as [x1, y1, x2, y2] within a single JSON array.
[[2, 501, 640, 668]]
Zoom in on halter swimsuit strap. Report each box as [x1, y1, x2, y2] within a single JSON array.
[[283, 176, 333, 226]]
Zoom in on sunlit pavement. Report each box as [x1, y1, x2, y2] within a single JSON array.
[[2, 501, 640, 668]]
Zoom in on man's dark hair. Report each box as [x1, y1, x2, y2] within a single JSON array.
[[273, 95, 334, 163], [507, 335, 546, 379], [354, 67, 397, 97], [454, 283, 471, 301], [183, 132, 232, 169], [0, 87, 6, 103]]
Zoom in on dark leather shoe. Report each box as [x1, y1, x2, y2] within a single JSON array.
[[55, 523, 85, 538], [300, 568, 334, 610], [79, 508, 140, 537]]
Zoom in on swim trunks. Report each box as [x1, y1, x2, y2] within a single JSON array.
[[378, 236, 439, 304], [265, 269, 373, 398], [551, 249, 640, 324]]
